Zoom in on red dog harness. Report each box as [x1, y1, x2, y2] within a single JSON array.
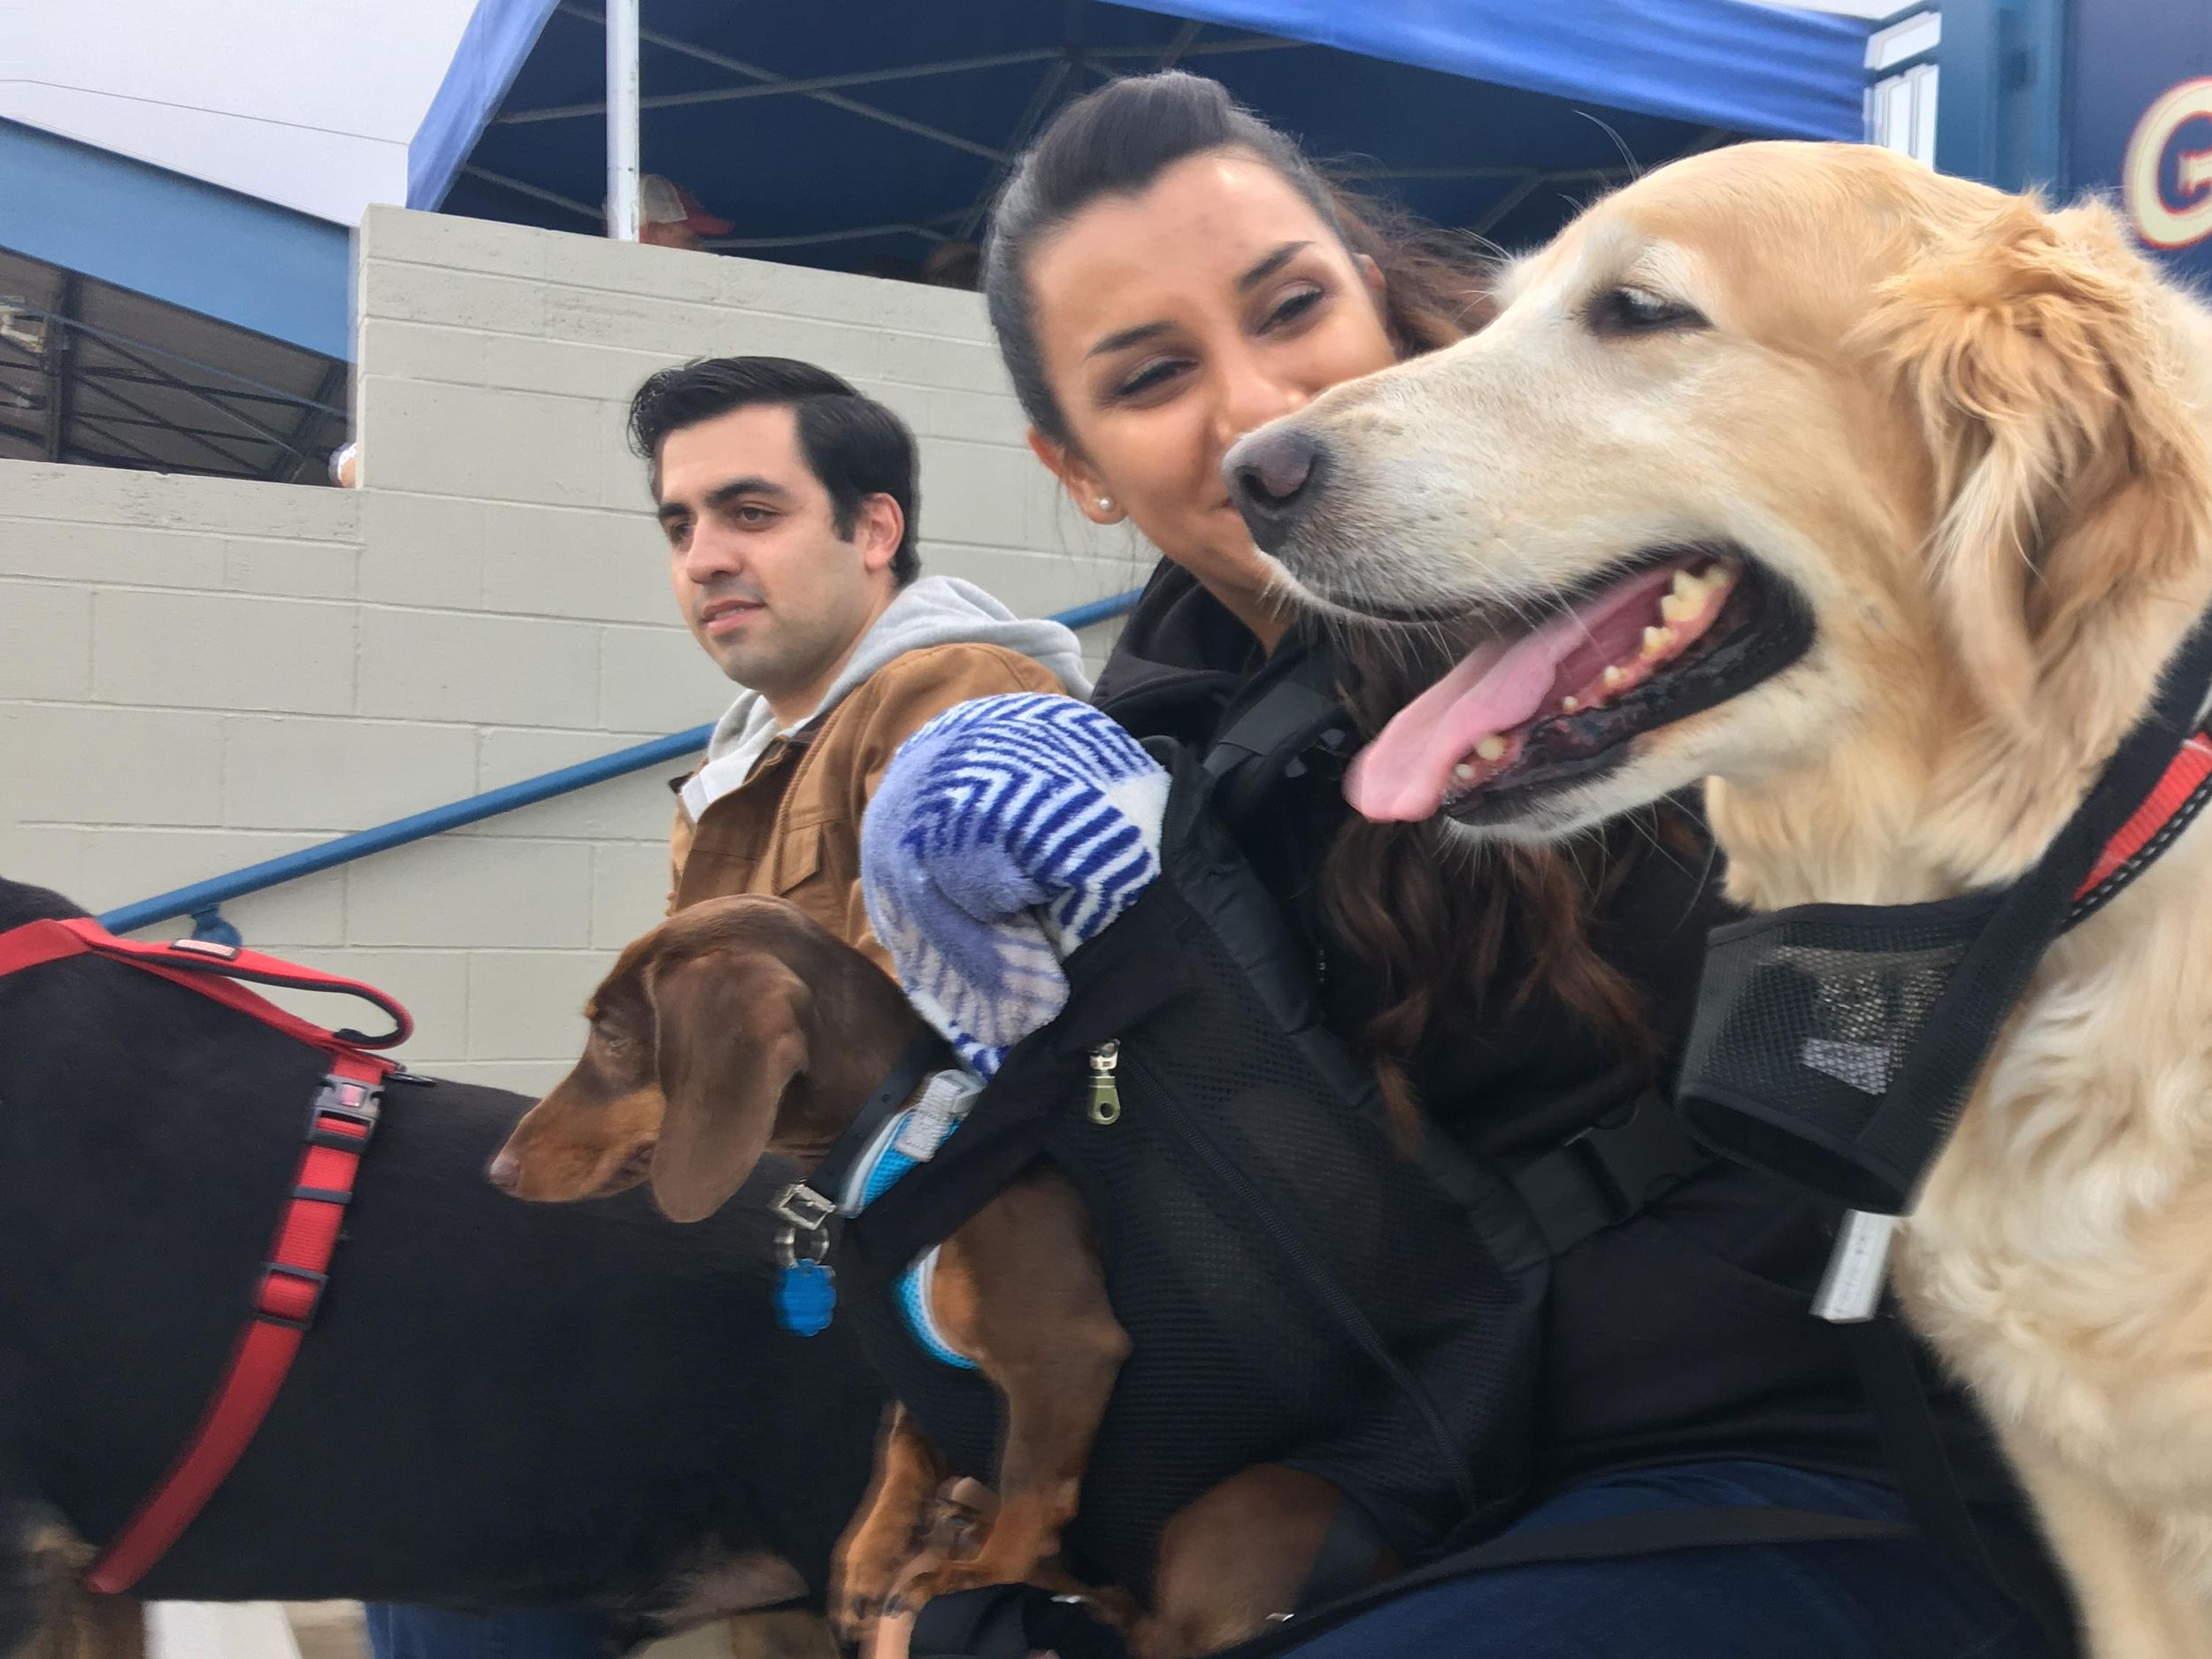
[[2076, 731, 2212, 899], [0, 916, 413, 1594]]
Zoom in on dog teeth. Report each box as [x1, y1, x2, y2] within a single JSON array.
[[1659, 592, 1699, 626], [1474, 734, 1507, 762], [1453, 762, 1476, 782], [1641, 626, 1675, 660], [1601, 664, 1628, 690], [1560, 695, 1581, 714], [1674, 565, 1729, 600]]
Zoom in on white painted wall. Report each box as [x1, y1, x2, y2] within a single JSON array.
[[1, 209, 1141, 1093]]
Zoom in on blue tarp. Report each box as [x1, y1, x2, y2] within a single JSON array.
[[411, 0, 1870, 272], [1110, 0, 1871, 142], [409, 0, 565, 219]]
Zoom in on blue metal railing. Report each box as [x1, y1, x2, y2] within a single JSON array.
[[98, 588, 1143, 942]]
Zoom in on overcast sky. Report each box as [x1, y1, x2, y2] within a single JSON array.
[[0, 0, 1895, 227]]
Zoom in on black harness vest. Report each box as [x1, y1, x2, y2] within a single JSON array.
[[840, 699, 1711, 1603]]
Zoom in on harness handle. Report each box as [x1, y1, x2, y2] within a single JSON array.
[[0, 918, 414, 1050]]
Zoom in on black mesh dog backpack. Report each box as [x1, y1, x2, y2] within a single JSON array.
[[838, 693, 1709, 1605]]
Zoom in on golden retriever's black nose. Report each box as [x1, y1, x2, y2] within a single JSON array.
[[1226, 426, 1326, 550]]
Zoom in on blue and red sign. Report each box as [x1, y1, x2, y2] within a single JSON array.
[[2069, 0, 2212, 283]]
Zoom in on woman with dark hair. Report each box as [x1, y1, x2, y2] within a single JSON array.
[[871, 70, 2063, 1659]]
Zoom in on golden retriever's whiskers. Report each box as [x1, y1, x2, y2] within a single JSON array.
[[1617, 810, 1667, 864], [1559, 832, 1597, 893], [1576, 112, 1643, 181], [1532, 588, 1607, 651], [1455, 230, 1510, 268], [1490, 590, 1551, 636], [1673, 840, 1726, 933]]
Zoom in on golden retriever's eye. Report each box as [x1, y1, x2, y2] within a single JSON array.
[[1589, 287, 1707, 337]]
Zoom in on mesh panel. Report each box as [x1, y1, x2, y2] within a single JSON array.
[[856, 893, 1539, 1601], [1676, 900, 1995, 1210]]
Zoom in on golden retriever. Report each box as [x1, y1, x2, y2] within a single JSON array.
[[1223, 140, 2212, 1657]]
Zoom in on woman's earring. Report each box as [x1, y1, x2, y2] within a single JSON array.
[[1097, 496, 1114, 511]]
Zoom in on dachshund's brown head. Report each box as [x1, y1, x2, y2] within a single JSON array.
[[487, 896, 924, 1223]]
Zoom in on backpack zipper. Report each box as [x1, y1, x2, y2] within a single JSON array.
[[1087, 1041, 1123, 1125]]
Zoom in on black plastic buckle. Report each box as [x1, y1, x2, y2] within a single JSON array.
[[1555, 1127, 1636, 1225], [291, 1183, 353, 1207], [1563, 1091, 1707, 1222], [305, 1072, 381, 1148], [256, 1263, 328, 1331]]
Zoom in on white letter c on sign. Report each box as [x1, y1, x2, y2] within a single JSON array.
[[2126, 78, 2212, 250]]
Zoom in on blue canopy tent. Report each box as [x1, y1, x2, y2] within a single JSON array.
[[410, 0, 1873, 275]]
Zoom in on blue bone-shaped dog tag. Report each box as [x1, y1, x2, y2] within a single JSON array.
[[776, 1259, 836, 1336]]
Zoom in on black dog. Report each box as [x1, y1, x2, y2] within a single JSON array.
[[0, 877, 883, 1655]]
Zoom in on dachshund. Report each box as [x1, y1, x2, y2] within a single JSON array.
[[490, 895, 1386, 1656]]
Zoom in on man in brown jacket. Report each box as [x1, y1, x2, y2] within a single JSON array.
[[402, 365, 1081, 1656], [638, 356, 1089, 968]]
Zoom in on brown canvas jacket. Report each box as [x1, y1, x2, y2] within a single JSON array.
[[667, 641, 1065, 973]]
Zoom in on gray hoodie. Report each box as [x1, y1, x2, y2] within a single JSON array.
[[681, 574, 1092, 821]]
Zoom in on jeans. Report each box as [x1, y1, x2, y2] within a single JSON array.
[[363, 1603, 609, 1659], [368, 1460, 2055, 1659], [1281, 1460, 2055, 1659]]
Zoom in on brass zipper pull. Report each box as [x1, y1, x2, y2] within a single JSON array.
[[1087, 1040, 1122, 1125]]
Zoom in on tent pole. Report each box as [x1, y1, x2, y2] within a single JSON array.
[[605, 0, 641, 239]]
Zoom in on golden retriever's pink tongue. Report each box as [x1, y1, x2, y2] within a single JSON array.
[[1344, 634, 1551, 821], [1345, 565, 1684, 822]]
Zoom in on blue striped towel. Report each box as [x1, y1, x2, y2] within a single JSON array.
[[861, 693, 1171, 1078]]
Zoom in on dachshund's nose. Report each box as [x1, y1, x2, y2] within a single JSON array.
[[1225, 426, 1328, 552], [486, 1150, 521, 1193]]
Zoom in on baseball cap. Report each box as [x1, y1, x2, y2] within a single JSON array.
[[635, 174, 733, 236]]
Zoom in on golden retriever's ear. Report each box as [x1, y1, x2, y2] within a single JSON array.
[[1866, 194, 2210, 724], [647, 951, 810, 1224]]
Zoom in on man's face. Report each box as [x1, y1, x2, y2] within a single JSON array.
[[655, 403, 894, 705], [641, 220, 705, 251]]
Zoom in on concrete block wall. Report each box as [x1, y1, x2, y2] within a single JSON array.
[[1, 208, 1143, 1094]]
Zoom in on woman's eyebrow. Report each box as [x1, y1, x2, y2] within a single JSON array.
[[1087, 320, 1171, 359], [1237, 240, 1311, 292], [1083, 242, 1316, 360]]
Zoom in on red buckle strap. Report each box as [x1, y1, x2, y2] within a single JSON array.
[[0, 917, 410, 1597], [80, 1052, 386, 1594]]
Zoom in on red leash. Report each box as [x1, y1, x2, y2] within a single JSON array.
[[0, 916, 414, 1594]]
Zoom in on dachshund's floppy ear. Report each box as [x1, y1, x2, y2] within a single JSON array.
[[1865, 194, 2211, 728], [648, 951, 810, 1224]]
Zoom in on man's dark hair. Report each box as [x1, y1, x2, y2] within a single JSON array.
[[628, 356, 921, 585]]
